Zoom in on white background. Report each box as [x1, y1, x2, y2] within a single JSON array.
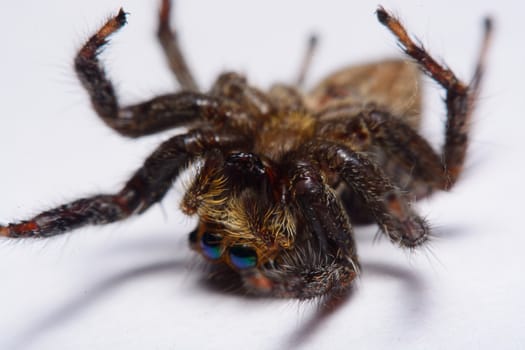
[[0, 0, 523, 349]]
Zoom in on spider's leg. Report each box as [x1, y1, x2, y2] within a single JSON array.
[[316, 107, 447, 198], [377, 8, 493, 187], [253, 158, 359, 299], [295, 34, 318, 88], [210, 72, 275, 116], [362, 110, 447, 197], [75, 9, 238, 138], [257, 257, 357, 299], [287, 158, 357, 259], [0, 130, 248, 238], [157, 0, 199, 91], [306, 141, 429, 248], [109, 92, 241, 137]]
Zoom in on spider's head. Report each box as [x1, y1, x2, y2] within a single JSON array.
[[184, 180, 297, 294], [179, 152, 294, 292], [180, 151, 357, 298]]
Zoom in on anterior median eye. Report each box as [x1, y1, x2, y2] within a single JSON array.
[[200, 232, 223, 260], [229, 245, 258, 269]]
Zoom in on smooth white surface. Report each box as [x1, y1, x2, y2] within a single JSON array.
[[0, 1, 523, 349]]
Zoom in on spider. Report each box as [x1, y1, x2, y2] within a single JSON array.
[[1, 0, 492, 299]]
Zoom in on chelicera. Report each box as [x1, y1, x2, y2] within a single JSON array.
[[0, 0, 492, 299]]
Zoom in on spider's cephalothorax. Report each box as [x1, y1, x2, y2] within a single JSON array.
[[0, 1, 492, 299]]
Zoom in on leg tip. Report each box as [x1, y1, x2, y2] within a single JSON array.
[[399, 216, 431, 249], [116, 8, 128, 27], [483, 16, 493, 33], [376, 6, 389, 25]]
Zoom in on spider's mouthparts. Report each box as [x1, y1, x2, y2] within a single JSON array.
[[244, 272, 273, 293]]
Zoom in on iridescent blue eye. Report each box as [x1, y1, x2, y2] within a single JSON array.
[[229, 245, 257, 269], [200, 232, 223, 260]]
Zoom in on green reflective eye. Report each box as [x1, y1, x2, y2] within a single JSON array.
[[200, 232, 223, 260], [229, 245, 257, 269]]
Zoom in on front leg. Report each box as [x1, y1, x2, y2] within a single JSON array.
[[253, 157, 359, 299], [75, 9, 239, 137], [377, 8, 493, 187], [0, 130, 248, 238], [287, 158, 357, 261], [305, 141, 429, 248]]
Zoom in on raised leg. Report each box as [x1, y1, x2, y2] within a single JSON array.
[[107, 91, 240, 137], [0, 130, 249, 238], [295, 34, 318, 88], [304, 141, 429, 248], [210, 72, 275, 116], [157, 0, 199, 91], [75, 9, 236, 138], [377, 8, 493, 187]]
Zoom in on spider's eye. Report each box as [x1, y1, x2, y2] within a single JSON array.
[[200, 232, 223, 260], [229, 245, 258, 270]]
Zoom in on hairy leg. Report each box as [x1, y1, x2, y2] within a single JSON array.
[[316, 107, 446, 198], [377, 8, 493, 187], [75, 9, 238, 137], [305, 141, 429, 248], [257, 258, 357, 299], [360, 110, 447, 197], [249, 157, 359, 299], [157, 0, 199, 91], [0, 130, 248, 238], [287, 158, 357, 259]]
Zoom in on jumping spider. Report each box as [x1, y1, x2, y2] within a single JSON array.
[[1, 1, 492, 299]]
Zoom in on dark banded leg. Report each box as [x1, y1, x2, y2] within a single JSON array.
[[361, 110, 447, 198], [253, 158, 359, 299], [306, 141, 429, 248], [157, 0, 199, 91], [75, 9, 237, 138], [0, 130, 248, 238], [377, 8, 493, 187], [315, 106, 446, 197], [288, 159, 357, 260]]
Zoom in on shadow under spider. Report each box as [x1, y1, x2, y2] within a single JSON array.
[[7, 237, 428, 350], [6, 236, 259, 349], [7, 257, 186, 350]]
